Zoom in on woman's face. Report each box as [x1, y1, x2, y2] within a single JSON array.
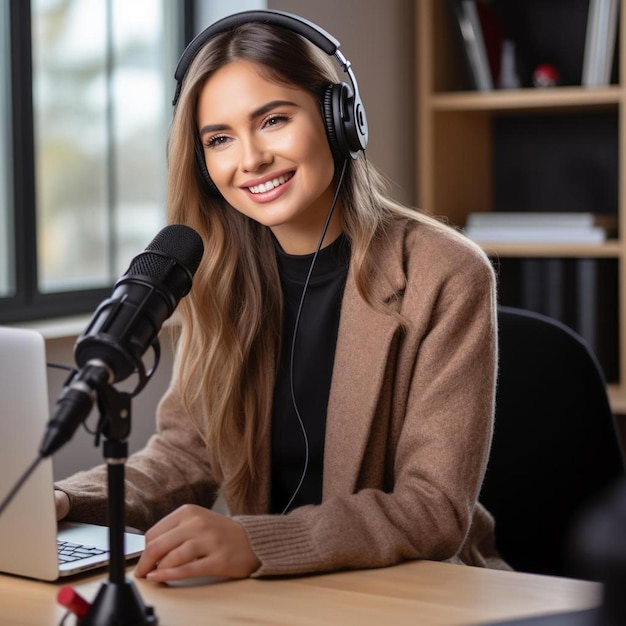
[[196, 60, 339, 254]]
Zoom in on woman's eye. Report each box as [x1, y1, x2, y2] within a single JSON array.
[[205, 135, 229, 149], [264, 114, 289, 129]]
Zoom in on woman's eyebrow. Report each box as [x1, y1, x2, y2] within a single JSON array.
[[199, 100, 298, 137], [250, 99, 298, 120]]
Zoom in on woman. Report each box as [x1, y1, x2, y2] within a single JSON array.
[[56, 10, 507, 582]]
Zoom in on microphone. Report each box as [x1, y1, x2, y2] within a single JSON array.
[[39, 224, 204, 458]]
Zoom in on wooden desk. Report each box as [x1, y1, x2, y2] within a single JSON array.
[[0, 560, 601, 626]]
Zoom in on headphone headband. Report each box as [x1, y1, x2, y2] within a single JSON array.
[[174, 10, 341, 91]]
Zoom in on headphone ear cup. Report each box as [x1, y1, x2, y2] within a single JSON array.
[[323, 82, 366, 161], [322, 84, 344, 162], [194, 139, 221, 197]]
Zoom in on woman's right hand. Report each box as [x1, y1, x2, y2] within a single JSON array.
[[54, 490, 70, 521]]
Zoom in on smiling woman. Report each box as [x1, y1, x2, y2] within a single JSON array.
[[56, 9, 507, 584]]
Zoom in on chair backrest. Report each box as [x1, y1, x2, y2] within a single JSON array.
[[480, 306, 625, 577]]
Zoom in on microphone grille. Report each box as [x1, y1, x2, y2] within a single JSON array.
[[133, 225, 204, 279]]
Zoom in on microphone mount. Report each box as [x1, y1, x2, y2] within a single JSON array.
[[76, 374, 157, 625], [38, 339, 159, 460]]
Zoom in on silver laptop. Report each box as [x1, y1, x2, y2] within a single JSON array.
[[0, 326, 144, 581]]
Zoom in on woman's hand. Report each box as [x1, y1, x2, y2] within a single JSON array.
[[55, 490, 70, 521], [135, 504, 261, 582]]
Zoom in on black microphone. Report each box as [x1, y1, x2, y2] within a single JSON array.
[[39, 224, 204, 458]]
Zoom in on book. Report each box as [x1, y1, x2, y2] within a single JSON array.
[[576, 258, 598, 358], [465, 212, 618, 238], [449, 0, 493, 91], [520, 258, 546, 313], [518, 258, 567, 322], [465, 226, 606, 245], [582, 0, 619, 87], [497, 257, 620, 383], [475, 0, 503, 83], [544, 258, 565, 320], [466, 212, 599, 228]]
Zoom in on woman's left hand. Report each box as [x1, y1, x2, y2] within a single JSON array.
[[134, 504, 261, 582]]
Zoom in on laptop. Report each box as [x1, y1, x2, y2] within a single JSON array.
[[0, 326, 144, 581]]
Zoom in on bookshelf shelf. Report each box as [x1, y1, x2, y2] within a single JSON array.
[[475, 241, 623, 259], [430, 85, 622, 112], [608, 386, 626, 414], [416, 0, 626, 412]]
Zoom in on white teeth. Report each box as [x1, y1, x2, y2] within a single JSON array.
[[248, 174, 291, 194]]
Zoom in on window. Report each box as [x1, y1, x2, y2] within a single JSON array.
[[0, 0, 264, 324], [0, 0, 185, 322]]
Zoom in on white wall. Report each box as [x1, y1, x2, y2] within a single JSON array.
[[194, 0, 267, 29]]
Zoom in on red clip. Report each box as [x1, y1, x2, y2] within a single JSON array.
[[57, 586, 91, 619]]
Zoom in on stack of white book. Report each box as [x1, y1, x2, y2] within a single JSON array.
[[464, 212, 610, 244]]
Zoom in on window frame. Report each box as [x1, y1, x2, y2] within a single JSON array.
[[0, 0, 194, 324]]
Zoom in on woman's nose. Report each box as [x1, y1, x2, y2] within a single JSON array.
[[240, 136, 273, 172]]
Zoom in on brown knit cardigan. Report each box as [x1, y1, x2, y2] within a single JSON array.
[[57, 216, 509, 576]]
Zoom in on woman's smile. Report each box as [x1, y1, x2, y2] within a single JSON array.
[[244, 170, 295, 198]]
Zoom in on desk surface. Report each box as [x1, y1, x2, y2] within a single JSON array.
[[0, 560, 601, 626]]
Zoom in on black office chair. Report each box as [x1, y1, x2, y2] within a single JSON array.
[[479, 306, 625, 578]]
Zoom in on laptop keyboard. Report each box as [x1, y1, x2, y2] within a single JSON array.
[[57, 539, 107, 564]]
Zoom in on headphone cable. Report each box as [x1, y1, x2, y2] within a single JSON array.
[[280, 159, 348, 515]]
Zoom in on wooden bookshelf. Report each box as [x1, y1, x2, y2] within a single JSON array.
[[416, 0, 626, 413]]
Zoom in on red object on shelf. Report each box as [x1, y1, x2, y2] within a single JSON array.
[[533, 64, 560, 88]]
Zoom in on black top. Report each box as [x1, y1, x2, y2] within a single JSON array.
[[270, 234, 350, 514]]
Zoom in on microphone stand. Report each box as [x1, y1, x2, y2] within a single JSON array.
[[78, 383, 157, 626]]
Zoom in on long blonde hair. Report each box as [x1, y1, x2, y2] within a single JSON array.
[[167, 21, 434, 511]]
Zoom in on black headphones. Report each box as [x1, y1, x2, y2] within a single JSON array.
[[172, 9, 369, 197]]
